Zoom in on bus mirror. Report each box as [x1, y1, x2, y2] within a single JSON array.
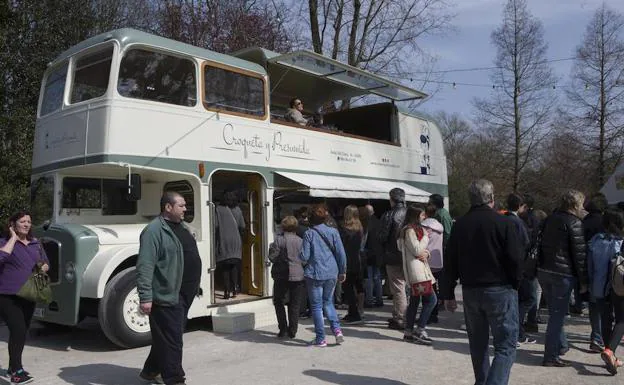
[[127, 173, 142, 201]]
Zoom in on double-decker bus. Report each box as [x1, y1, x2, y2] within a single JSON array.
[[29, 28, 448, 348]]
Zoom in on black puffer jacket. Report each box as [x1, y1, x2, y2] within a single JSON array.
[[378, 202, 407, 266], [538, 210, 588, 287]]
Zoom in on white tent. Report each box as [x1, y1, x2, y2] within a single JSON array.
[[600, 164, 624, 204]]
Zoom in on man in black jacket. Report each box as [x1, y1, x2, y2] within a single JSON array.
[[378, 188, 408, 330], [444, 179, 522, 385], [538, 190, 588, 367]]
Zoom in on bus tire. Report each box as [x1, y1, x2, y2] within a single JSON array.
[[98, 267, 152, 348]]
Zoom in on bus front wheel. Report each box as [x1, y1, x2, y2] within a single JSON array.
[[98, 267, 152, 348]]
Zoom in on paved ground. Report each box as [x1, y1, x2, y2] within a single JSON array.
[[0, 296, 622, 385]]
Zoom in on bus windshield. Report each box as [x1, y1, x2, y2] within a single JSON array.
[[30, 175, 55, 226]]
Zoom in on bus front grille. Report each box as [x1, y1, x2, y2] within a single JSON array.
[[41, 239, 61, 284]]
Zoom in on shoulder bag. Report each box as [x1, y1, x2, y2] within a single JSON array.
[[16, 243, 53, 304]]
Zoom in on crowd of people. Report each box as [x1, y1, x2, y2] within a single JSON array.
[[3, 180, 624, 384], [267, 180, 624, 384]]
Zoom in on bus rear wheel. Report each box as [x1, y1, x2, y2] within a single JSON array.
[[98, 267, 152, 348]]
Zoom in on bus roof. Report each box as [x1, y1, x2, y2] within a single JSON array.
[[49, 28, 266, 75]]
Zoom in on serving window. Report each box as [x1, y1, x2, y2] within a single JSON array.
[[202, 63, 266, 119], [117, 48, 197, 107]]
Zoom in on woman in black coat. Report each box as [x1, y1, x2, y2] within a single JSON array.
[[339, 205, 364, 323]]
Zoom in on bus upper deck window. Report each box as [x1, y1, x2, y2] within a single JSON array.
[[203, 65, 265, 117], [70, 46, 113, 104], [117, 49, 197, 107], [40, 63, 68, 116]]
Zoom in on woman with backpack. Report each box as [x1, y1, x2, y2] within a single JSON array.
[[600, 210, 624, 374], [587, 210, 621, 353]]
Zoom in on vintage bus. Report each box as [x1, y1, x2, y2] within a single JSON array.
[[29, 28, 448, 348]]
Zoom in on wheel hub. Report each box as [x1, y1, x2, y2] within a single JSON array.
[[122, 288, 150, 333]]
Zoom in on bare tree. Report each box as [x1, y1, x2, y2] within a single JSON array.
[[146, 0, 291, 53], [473, 0, 555, 192], [304, 0, 453, 106], [565, 3, 624, 190]]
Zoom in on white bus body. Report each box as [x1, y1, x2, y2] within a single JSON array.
[[29, 29, 448, 348]]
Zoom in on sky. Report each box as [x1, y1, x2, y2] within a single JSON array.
[[418, 0, 624, 120]]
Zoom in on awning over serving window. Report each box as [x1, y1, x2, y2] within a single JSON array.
[[275, 171, 431, 202], [267, 51, 427, 102]]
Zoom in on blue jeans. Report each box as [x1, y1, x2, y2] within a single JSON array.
[[518, 278, 537, 338], [365, 266, 383, 305], [463, 285, 518, 385], [405, 291, 437, 331], [538, 271, 574, 362], [306, 278, 341, 343]]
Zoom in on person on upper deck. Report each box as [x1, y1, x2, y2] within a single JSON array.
[[285, 98, 309, 126]]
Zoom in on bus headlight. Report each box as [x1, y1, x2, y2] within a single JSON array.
[[65, 262, 76, 283]]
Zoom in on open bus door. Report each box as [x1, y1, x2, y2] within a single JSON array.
[[210, 171, 265, 303]]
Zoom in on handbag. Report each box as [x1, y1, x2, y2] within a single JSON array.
[[411, 280, 434, 297], [16, 244, 53, 304]]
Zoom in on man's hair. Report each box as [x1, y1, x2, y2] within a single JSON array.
[[429, 194, 444, 209], [468, 179, 494, 206], [523, 193, 535, 208], [289, 97, 301, 108], [425, 204, 437, 218], [584, 192, 608, 214], [389, 188, 405, 203], [281, 216, 299, 233], [222, 190, 238, 208], [559, 189, 585, 213], [160, 191, 182, 212], [506, 193, 524, 212]]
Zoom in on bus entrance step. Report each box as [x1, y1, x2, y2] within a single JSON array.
[[212, 312, 256, 334]]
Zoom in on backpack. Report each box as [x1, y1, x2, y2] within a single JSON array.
[[524, 218, 546, 279], [612, 251, 624, 297]]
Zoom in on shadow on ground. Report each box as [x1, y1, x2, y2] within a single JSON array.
[[303, 369, 410, 385], [57, 364, 142, 385]]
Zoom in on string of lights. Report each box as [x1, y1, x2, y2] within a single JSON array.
[[411, 57, 577, 74], [409, 78, 621, 90]]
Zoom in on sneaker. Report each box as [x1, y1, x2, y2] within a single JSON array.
[[517, 336, 537, 347], [9, 369, 33, 384], [403, 334, 415, 342], [334, 328, 344, 345], [139, 370, 164, 384], [309, 339, 327, 347], [6, 369, 30, 378], [589, 341, 604, 353], [277, 329, 288, 338], [413, 329, 433, 346], [559, 347, 570, 356], [601, 349, 618, 375]]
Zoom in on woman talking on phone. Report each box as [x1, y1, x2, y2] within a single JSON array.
[[0, 210, 49, 384]]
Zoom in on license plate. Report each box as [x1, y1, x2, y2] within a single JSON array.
[[33, 307, 45, 318]]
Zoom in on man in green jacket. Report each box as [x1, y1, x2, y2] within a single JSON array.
[[137, 191, 202, 385]]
